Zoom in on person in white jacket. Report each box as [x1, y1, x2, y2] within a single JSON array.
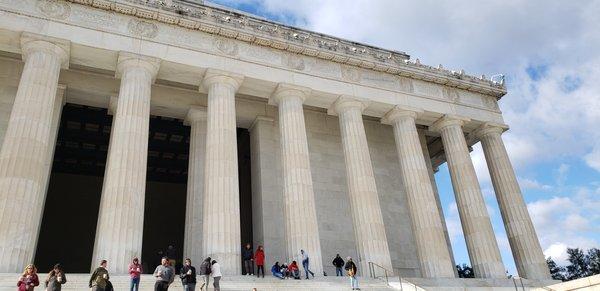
[[210, 260, 222, 291]]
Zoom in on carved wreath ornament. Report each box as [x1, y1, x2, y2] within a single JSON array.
[[37, 0, 71, 20], [128, 19, 159, 38]]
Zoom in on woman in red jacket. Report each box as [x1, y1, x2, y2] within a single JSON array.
[[254, 245, 265, 278], [17, 264, 39, 291]]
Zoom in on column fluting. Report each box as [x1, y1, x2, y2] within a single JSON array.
[[0, 33, 69, 272], [271, 84, 323, 273], [474, 124, 550, 280], [201, 69, 244, 275], [184, 106, 207, 266], [331, 96, 393, 274], [382, 107, 455, 278], [431, 115, 505, 278], [91, 52, 160, 274]]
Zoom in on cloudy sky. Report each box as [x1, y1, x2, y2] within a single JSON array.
[[208, 0, 600, 275]]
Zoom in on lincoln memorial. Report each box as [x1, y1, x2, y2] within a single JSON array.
[[0, 0, 555, 289]]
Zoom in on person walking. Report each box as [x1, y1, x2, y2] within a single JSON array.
[[17, 264, 39, 291], [345, 257, 360, 290], [179, 258, 197, 291], [44, 264, 66, 291], [89, 260, 110, 291], [332, 254, 345, 277], [198, 257, 211, 291], [153, 257, 175, 291], [211, 260, 222, 291], [270, 262, 284, 279], [300, 250, 315, 279], [242, 243, 254, 275], [254, 245, 265, 278], [128, 257, 143, 291]]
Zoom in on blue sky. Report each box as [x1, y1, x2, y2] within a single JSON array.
[[207, 0, 600, 276]]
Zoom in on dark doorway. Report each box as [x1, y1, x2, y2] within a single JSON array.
[[238, 128, 253, 249], [141, 116, 190, 273], [35, 104, 112, 273]]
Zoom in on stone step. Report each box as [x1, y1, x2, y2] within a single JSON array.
[[0, 274, 395, 291]]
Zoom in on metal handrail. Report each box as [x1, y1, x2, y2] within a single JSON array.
[[367, 261, 390, 283]]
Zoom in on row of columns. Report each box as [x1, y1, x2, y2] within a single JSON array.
[[0, 33, 550, 280]]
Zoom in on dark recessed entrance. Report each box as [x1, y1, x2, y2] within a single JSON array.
[[35, 103, 252, 274]]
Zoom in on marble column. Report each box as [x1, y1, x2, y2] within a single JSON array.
[[201, 69, 244, 275], [474, 123, 550, 280], [183, 106, 207, 266], [92, 52, 160, 274], [382, 106, 454, 278], [330, 96, 393, 274], [431, 115, 505, 278], [0, 33, 69, 272], [271, 84, 323, 273], [418, 129, 458, 277]]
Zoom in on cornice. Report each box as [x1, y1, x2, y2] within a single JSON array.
[[65, 0, 507, 98]]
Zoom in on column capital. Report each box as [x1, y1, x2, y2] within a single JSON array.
[[472, 122, 509, 139], [269, 83, 311, 105], [202, 68, 244, 92], [184, 106, 208, 125], [430, 114, 471, 133], [116, 52, 161, 81], [21, 32, 70, 69], [327, 95, 370, 116], [381, 105, 424, 125]]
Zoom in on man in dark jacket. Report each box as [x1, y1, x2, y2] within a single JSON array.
[[332, 254, 345, 277], [344, 257, 359, 290], [198, 257, 211, 291], [89, 260, 110, 291], [179, 258, 196, 291], [242, 243, 254, 275]]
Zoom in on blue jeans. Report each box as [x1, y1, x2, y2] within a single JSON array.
[[272, 271, 284, 279], [350, 276, 359, 289], [130, 277, 140, 291], [183, 283, 195, 291], [302, 259, 314, 278], [336, 267, 343, 276]]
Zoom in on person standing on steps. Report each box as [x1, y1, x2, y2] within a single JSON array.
[[45, 264, 67, 291], [18, 264, 39, 291], [179, 258, 197, 291], [198, 257, 211, 291], [300, 249, 315, 279], [153, 257, 175, 291], [89, 260, 110, 291], [128, 257, 143, 291], [242, 243, 254, 275], [211, 260, 222, 291], [332, 254, 345, 277], [254, 245, 265, 278], [345, 257, 360, 291]]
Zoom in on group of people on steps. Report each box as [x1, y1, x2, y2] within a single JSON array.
[[15, 244, 359, 291]]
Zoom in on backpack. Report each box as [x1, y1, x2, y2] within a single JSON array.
[[200, 261, 211, 275]]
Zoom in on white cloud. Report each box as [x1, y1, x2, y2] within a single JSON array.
[[519, 178, 552, 191]]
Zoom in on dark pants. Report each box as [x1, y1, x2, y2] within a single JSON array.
[[154, 281, 169, 291], [256, 265, 265, 277], [303, 259, 314, 279], [243, 259, 254, 275], [336, 267, 344, 276], [130, 277, 140, 291]]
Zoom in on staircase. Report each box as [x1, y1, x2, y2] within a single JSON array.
[[0, 273, 395, 291]]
